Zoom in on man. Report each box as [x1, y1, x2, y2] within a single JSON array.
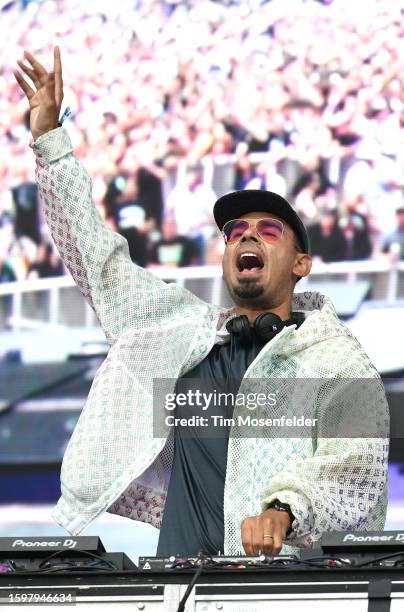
[[307, 210, 347, 263], [148, 215, 199, 268], [166, 166, 217, 265], [14, 48, 389, 556], [381, 207, 404, 261]]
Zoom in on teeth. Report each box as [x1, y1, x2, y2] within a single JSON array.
[[237, 251, 264, 272]]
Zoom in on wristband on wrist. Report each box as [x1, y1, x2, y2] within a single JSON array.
[[58, 106, 73, 127], [266, 499, 295, 536]]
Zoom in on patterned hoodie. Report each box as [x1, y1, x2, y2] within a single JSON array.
[[31, 128, 389, 555]]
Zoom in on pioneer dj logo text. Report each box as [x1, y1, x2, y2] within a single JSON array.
[[12, 539, 78, 549], [343, 533, 404, 542]]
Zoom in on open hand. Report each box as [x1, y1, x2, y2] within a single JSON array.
[[241, 508, 291, 555], [14, 46, 63, 141]]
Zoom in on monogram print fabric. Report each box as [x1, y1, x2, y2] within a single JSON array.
[[31, 128, 389, 554]]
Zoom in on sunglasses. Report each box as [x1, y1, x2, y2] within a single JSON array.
[[222, 218, 285, 245]]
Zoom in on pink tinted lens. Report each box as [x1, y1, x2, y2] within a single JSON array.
[[223, 219, 250, 243], [256, 219, 283, 242]]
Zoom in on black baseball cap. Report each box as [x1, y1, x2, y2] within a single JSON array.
[[213, 189, 310, 254]]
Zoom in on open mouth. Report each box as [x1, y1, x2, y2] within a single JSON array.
[[236, 251, 264, 275]]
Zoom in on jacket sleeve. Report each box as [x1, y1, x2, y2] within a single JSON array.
[[31, 128, 205, 344], [260, 365, 389, 547]]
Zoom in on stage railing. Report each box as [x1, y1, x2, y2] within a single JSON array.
[[0, 260, 403, 331]]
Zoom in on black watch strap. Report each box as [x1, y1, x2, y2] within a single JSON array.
[[267, 499, 295, 536]]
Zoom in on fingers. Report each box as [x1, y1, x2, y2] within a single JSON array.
[[241, 518, 253, 556], [23, 50, 48, 85], [262, 517, 283, 555], [13, 70, 35, 100], [252, 517, 277, 555], [15, 48, 62, 108], [54, 46, 63, 106], [16, 59, 42, 89], [242, 516, 269, 555], [241, 513, 286, 556], [54, 46, 62, 77], [263, 508, 291, 554]]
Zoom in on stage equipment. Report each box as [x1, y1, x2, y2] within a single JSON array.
[[1, 533, 403, 611]]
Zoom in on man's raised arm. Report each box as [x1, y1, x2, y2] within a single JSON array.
[[14, 47, 203, 344]]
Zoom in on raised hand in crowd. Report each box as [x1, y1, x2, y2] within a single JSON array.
[[14, 46, 63, 141]]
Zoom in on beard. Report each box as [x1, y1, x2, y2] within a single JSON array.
[[232, 278, 265, 300]]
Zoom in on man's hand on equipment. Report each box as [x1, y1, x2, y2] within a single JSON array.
[[14, 46, 63, 141], [241, 508, 291, 555]]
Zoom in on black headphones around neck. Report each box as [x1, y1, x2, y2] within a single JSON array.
[[226, 312, 304, 345]]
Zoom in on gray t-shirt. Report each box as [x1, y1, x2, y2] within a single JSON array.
[[156, 331, 268, 556]]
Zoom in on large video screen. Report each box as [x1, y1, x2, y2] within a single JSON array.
[[1, 0, 403, 282]]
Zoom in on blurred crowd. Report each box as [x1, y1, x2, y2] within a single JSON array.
[[1, 0, 404, 284]]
